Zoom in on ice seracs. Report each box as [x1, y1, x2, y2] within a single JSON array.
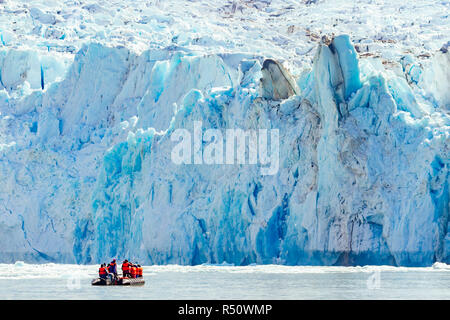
[[0, 1, 448, 266]]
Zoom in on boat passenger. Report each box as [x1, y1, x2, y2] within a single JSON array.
[[99, 263, 108, 280], [109, 259, 118, 275], [130, 264, 137, 278], [122, 259, 131, 278], [108, 259, 118, 279], [137, 265, 143, 278]]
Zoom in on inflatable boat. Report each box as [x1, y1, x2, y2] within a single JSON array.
[[91, 277, 145, 286]]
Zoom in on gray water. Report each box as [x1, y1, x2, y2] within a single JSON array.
[[1, 263, 449, 299]]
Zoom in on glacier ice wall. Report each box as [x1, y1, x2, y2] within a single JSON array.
[[0, 35, 448, 266]]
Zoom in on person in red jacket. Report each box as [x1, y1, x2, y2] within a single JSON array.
[[99, 263, 108, 280], [121, 259, 130, 278]]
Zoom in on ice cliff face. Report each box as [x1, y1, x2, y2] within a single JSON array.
[[0, 32, 448, 266]]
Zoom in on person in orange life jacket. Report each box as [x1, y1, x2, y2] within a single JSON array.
[[108, 259, 118, 279], [137, 265, 143, 278], [130, 264, 137, 278], [122, 259, 131, 278], [99, 263, 108, 280], [134, 264, 140, 278]]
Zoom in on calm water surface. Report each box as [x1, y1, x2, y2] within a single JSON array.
[[1, 263, 449, 299]]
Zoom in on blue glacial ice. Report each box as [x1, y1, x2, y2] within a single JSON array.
[[0, 35, 448, 266]]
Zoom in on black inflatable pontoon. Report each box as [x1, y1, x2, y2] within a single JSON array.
[[91, 277, 145, 286]]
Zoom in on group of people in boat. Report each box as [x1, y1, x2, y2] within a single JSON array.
[[98, 259, 143, 281]]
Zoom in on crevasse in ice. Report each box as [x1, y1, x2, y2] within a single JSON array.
[[0, 35, 448, 266]]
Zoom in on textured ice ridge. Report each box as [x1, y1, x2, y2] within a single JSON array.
[[0, 35, 448, 266]]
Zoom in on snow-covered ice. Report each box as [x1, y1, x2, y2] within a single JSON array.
[[0, 0, 448, 266]]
